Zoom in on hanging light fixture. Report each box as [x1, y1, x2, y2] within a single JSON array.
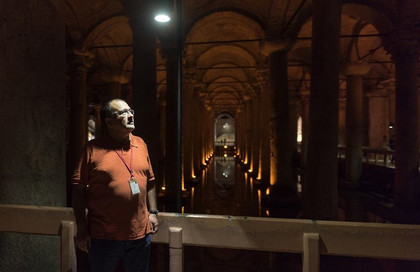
[[154, 0, 172, 23]]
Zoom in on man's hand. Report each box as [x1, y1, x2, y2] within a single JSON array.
[[75, 227, 91, 252], [149, 214, 159, 234]]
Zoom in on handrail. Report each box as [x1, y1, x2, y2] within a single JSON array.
[[2, 204, 420, 272], [0, 205, 76, 271], [338, 146, 396, 167]]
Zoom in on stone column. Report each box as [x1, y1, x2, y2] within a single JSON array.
[[251, 94, 261, 178], [366, 88, 390, 148], [257, 70, 271, 185], [0, 1, 66, 270], [162, 47, 178, 209], [342, 63, 371, 186], [109, 81, 122, 99], [384, 31, 420, 207], [122, 0, 159, 185], [244, 96, 252, 167], [68, 51, 94, 185], [302, 0, 341, 220], [300, 93, 310, 168], [183, 71, 196, 182], [193, 89, 205, 173], [268, 50, 295, 195]]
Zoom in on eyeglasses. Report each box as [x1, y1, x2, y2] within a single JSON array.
[[113, 109, 134, 116]]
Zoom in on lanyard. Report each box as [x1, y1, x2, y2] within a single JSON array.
[[115, 145, 134, 178]]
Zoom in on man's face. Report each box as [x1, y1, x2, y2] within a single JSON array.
[[107, 100, 135, 133]]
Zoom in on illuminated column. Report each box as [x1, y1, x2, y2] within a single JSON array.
[[183, 71, 196, 181], [257, 70, 271, 185], [384, 31, 420, 207], [268, 50, 294, 191], [251, 94, 261, 178], [244, 95, 252, 167], [193, 90, 204, 172], [302, 0, 341, 220], [342, 63, 371, 186], [235, 107, 244, 159]]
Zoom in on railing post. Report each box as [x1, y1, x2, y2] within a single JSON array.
[[169, 227, 183, 272], [60, 220, 76, 272], [303, 233, 320, 272]]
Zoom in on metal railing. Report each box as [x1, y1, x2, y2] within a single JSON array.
[[1, 204, 420, 272], [338, 146, 395, 167]]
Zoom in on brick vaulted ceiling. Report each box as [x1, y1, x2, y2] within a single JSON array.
[[63, 0, 420, 116]]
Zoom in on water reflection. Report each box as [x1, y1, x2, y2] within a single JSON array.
[[184, 154, 261, 217]]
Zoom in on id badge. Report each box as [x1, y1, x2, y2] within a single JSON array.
[[129, 177, 140, 195]]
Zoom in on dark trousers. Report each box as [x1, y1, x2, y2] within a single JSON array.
[[89, 234, 152, 272]]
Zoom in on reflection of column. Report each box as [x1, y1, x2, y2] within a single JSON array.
[[302, 0, 341, 220], [68, 50, 94, 180], [384, 32, 420, 207], [342, 63, 371, 186]]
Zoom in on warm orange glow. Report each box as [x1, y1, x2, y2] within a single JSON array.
[[182, 173, 185, 191], [191, 168, 196, 179], [161, 186, 166, 191], [250, 177, 254, 191], [191, 187, 195, 209], [266, 188, 270, 195], [266, 209, 270, 216], [224, 145, 227, 149]]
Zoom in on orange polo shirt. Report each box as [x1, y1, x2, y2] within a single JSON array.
[[72, 134, 155, 240]]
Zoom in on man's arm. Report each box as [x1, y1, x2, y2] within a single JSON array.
[[72, 184, 91, 252], [147, 180, 159, 234]]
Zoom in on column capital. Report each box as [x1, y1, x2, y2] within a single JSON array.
[[382, 29, 420, 62], [260, 38, 294, 56], [70, 49, 95, 73], [340, 62, 371, 76]]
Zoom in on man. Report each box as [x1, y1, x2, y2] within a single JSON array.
[[72, 99, 159, 272]]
